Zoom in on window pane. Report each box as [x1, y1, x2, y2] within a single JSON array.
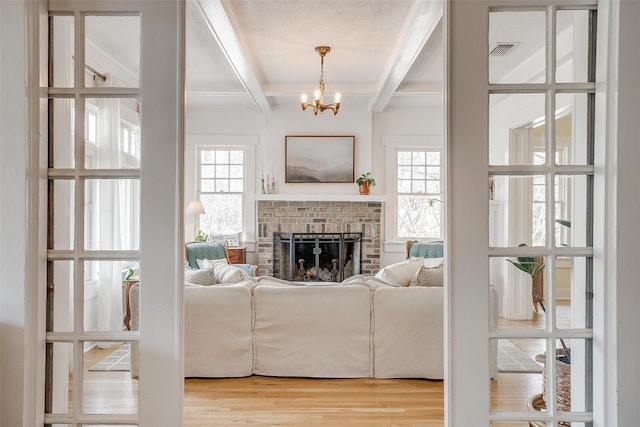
[[230, 165, 243, 178], [554, 175, 589, 248], [216, 165, 229, 178], [489, 175, 547, 247], [397, 180, 411, 193], [51, 15, 74, 88], [201, 179, 215, 192], [201, 150, 215, 163], [426, 152, 440, 165], [489, 11, 546, 84], [84, 260, 138, 333], [426, 166, 440, 180], [85, 16, 140, 87], [229, 179, 243, 192], [397, 195, 441, 238], [229, 150, 243, 163], [412, 151, 426, 164], [556, 10, 591, 83], [51, 98, 75, 169], [556, 93, 592, 165], [489, 94, 546, 166], [412, 180, 425, 193], [426, 181, 440, 193], [83, 341, 138, 414], [490, 257, 546, 328], [398, 166, 411, 180], [490, 338, 546, 412], [215, 180, 229, 192], [84, 99, 141, 169], [84, 179, 140, 250], [50, 179, 75, 250], [412, 165, 426, 179], [201, 165, 215, 178], [200, 194, 243, 235], [48, 261, 74, 333], [398, 151, 411, 165], [216, 150, 229, 164], [555, 256, 592, 330], [45, 342, 74, 415]]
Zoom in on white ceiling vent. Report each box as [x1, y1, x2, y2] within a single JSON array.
[[489, 43, 518, 56]]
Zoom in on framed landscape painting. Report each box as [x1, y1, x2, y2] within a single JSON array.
[[285, 135, 355, 183]]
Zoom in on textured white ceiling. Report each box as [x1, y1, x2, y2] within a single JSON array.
[[82, 1, 582, 111]]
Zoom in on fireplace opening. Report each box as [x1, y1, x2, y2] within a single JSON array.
[[273, 232, 362, 282]]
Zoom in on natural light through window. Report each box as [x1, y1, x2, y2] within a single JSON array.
[[396, 149, 442, 239], [198, 148, 244, 236]]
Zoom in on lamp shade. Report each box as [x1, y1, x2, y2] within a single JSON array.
[[185, 200, 206, 215]]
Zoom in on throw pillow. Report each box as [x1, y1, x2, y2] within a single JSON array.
[[197, 257, 229, 269], [409, 265, 444, 287], [374, 257, 423, 287], [421, 257, 444, 268], [212, 262, 250, 284], [184, 267, 216, 286]]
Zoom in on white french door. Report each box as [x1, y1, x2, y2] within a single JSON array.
[[447, 0, 599, 425], [45, 1, 184, 425]]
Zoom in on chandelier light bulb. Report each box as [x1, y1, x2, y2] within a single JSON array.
[[314, 88, 321, 101], [334, 92, 342, 103], [301, 93, 308, 103]]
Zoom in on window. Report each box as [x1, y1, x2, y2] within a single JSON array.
[[396, 149, 442, 239], [121, 121, 140, 158], [197, 147, 244, 236]]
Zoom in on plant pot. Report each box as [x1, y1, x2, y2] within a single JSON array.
[[358, 182, 370, 195]]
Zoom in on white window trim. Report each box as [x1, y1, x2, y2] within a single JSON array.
[[196, 146, 246, 236], [186, 134, 258, 248], [382, 135, 444, 247]]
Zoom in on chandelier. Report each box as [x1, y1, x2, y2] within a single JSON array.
[[300, 46, 342, 115]]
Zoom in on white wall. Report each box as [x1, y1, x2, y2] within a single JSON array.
[[185, 103, 444, 267]]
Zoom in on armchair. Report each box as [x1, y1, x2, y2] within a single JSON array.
[[184, 241, 229, 269]]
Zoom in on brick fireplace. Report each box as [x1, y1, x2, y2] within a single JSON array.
[[256, 200, 382, 277]]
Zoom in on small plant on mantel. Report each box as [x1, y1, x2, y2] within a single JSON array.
[[356, 172, 376, 195]]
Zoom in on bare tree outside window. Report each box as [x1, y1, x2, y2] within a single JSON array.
[[198, 148, 244, 236], [397, 149, 442, 239]]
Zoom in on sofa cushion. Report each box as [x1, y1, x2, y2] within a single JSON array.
[[253, 284, 372, 378], [409, 265, 444, 287], [374, 257, 423, 286], [184, 267, 216, 286], [212, 263, 250, 283], [373, 286, 444, 379], [184, 284, 253, 377], [197, 257, 228, 268]]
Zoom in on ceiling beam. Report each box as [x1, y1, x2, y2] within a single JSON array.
[[197, 0, 272, 113], [369, 0, 443, 113]]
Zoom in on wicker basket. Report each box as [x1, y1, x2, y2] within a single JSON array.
[[527, 393, 571, 427], [527, 393, 546, 427], [535, 352, 571, 413]]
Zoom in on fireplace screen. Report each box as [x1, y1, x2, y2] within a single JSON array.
[[273, 232, 362, 282]]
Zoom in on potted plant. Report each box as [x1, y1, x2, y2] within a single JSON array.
[[356, 172, 376, 195]]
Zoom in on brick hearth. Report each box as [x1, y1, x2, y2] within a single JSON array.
[[256, 201, 382, 277]]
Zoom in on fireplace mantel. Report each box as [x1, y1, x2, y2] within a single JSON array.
[[255, 194, 386, 202]]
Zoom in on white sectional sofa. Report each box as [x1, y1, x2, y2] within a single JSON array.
[[130, 239, 498, 379], [130, 277, 446, 379]]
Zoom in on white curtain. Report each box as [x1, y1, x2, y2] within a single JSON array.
[[95, 73, 126, 344]]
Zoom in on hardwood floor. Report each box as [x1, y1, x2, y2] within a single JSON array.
[[79, 304, 571, 426], [184, 376, 444, 426]]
